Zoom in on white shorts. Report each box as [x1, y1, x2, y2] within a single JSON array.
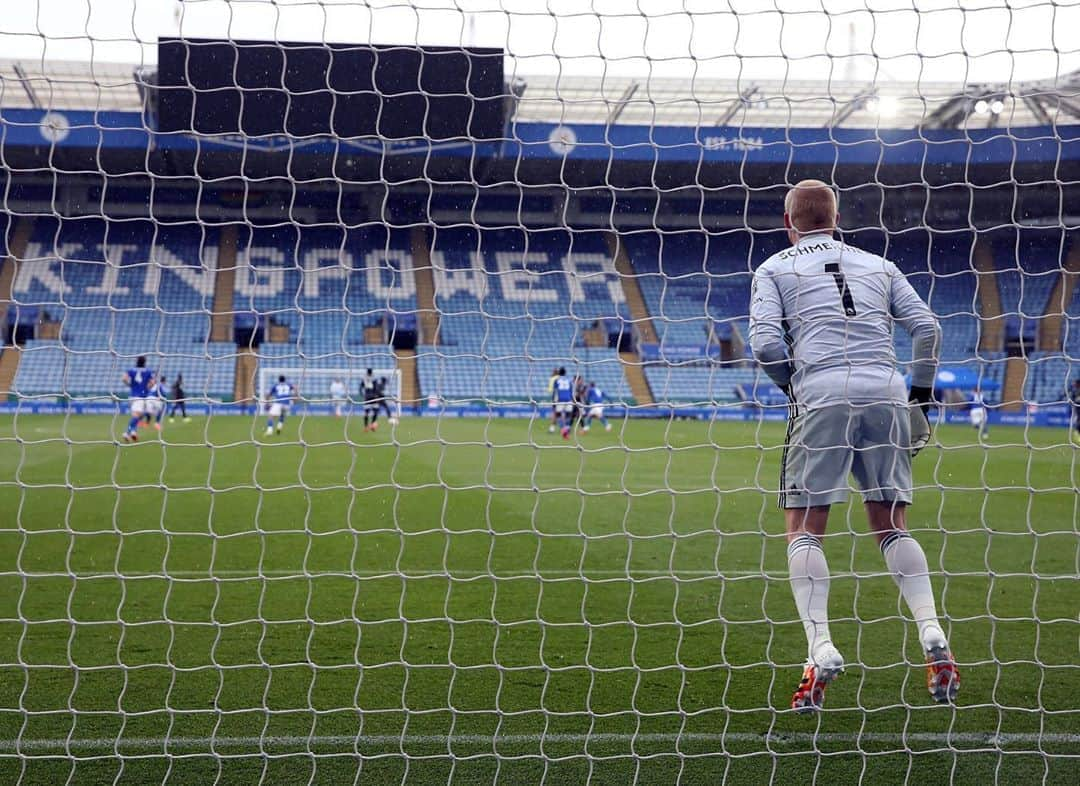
[[268, 403, 288, 417], [331, 397, 345, 407], [554, 402, 574, 414], [969, 407, 986, 426], [781, 403, 913, 509], [588, 406, 604, 418], [148, 398, 164, 415], [130, 397, 149, 415]]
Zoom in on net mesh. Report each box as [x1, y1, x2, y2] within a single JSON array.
[[0, 2, 1078, 784]]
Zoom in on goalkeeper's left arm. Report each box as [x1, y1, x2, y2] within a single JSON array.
[[888, 262, 942, 455]]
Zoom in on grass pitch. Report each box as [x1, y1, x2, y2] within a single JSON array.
[[0, 413, 1077, 785]]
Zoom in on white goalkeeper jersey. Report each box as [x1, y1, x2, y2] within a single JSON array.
[[749, 233, 940, 408]]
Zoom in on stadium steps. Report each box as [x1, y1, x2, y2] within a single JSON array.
[[234, 347, 257, 403], [210, 225, 238, 342], [619, 351, 654, 405], [583, 326, 607, 347], [606, 233, 659, 345], [411, 227, 440, 344], [1038, 237, 1080, 351], [0, 347, 20, 399], [395, 349, 420, 407], [1001, 356, 1029, 412], [0, 218, 34, 398], [974, 238, 1005, 353], [0, 217, 34, 321]]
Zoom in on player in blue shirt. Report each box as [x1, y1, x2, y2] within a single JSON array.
[[265, 375, 296, 435], [552, 366, 575, 440], [581, 381, 611, 433], [121, 356, 155, 443]]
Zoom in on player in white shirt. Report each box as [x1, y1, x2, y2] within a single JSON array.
[[265, 375, 296, 435], [329, 378, 348, 418], [749, 180, 958, 712], [551, 367, 575, 439], [144, 377, 166, 431], [968, 386, 988, 439], [547, 368, 559, 433]]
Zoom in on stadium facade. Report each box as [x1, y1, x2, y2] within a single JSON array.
[[1, 56, 1078, 426]]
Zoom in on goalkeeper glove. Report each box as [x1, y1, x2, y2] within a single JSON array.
[[908, 385, 933, 457]]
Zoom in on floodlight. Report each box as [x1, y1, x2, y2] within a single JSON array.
[[877, 95, 899, 117]]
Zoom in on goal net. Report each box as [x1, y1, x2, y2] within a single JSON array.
[[0, 2, 1077, 785]]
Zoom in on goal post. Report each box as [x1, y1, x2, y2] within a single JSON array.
[[257, 366, 403, 420]]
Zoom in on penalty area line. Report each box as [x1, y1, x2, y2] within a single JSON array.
[[2, 732, 1078, 753]]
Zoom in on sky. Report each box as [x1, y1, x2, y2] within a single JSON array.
[[1, 0, 1078, 88]]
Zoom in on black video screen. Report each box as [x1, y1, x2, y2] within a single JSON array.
[[157, 38, 506, 141]]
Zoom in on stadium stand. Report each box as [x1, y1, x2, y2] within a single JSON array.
[[1026, 351, 1078, 403], [14, 217, 216, 347], [1067, 281, 1080, 359], [233, 224, 416, 351], [622, 228, 1005, 406], [1023, 233, 1080, 404], [418, 227, 633, 403], [995, 228, 1063, 308], [14, 340, 237, 400], [10, 217, 237, 399], [621, 229, 781, 357], [6, 217, 1075, 409], [643, 364, 785, 406]]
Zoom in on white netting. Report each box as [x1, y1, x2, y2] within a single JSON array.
[[0, 2, 1077, 784]]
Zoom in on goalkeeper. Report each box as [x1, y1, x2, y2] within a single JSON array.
[[360, 369, 381, 432], [749, 179, 958, 713]]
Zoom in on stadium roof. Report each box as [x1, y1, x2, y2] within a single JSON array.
[[2, 56, 1079, 130], [513, 73, 1080, 130], [0, 59, 144, 113]]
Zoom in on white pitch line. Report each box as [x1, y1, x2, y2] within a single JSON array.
[[12, 569, 777, 579], [1, 732, 1077, 753], [12, 568, 1078, 581]]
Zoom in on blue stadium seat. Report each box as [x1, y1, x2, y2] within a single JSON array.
[[9, 219, 1078, 410], [14, 340, 237, 400], [10, 217, 234, 400], [233, 224, 416, 349], [417, 227, 633, 402]]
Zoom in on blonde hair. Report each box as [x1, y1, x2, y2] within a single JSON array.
[[784, 179, 837, 234]]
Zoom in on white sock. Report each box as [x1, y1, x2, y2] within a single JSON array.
[[881, 532, 946, 650], [787, 534, 833, 662]]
